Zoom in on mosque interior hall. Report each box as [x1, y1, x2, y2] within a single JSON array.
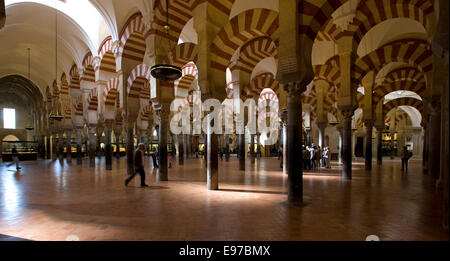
[[0, 0, 448, 241]]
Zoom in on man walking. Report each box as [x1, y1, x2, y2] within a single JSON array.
[[125, 143, 149, 187], [8, 146, 21, 170]]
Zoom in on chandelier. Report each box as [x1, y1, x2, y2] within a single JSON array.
[[49, 2, 63, 121], [150, 0, 182, 82]]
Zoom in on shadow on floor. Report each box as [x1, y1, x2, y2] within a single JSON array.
[[219, 188, 287, 195]]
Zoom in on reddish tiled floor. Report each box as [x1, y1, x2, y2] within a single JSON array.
[[0, 156, 448, 241]]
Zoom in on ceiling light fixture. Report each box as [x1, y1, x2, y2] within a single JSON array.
[[150, 0, 182, 82]]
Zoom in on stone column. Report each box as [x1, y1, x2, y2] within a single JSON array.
[[256, 133, 261, 158], [364, 120, 374, 171], [341, 110, 354, 179], [206, 114, 219, 190], [66, 129, 72, 163], [281, 111, 288, 172], [306, 129, 311, 146], [178, 134, 184, 165], [285, 82, 305, 205], [125, 119, 135, 175], [317, 122, 327, 148], [390, 131, 395, 159], [428, 97, 441, 183], [238, 133, 245, 170], [225, 134, 230, 162], [58, 130, 64, 161], [421, 121, 428, 173], [114, 126, 122, 159], [88, 125, 96, 168], [376, 126, 384, 165], [104, 120, 113, 171], [250, 134, 255, 164], [157, 106, 169, 181], [75, 127, 82, 165]]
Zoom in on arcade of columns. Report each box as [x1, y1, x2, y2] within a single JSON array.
[[1, 0, 447, 229]]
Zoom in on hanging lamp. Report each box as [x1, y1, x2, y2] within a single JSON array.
[[150, 0, 182, 82], [25, 48, 35, 130], [49, 2, 64, 121]]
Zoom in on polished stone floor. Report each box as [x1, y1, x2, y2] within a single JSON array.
[[0, 156, 448, 241]]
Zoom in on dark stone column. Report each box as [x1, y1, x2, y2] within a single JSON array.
[[306, 129, 311, 146], [225, 134, 230, 162], [88, 125, 96, 168], [76, 127, 82, 165], [114, 126, 122, 159], [178, 134, 184, 165], [207, 115, 218, 190], [281, 111, 288, 172], [126, 120, 135, 175], [341, 110, 354, 179], [66, 130, 72, 163], [238, 133, 245, 170], [364, 120, 374, 171], [58, 131, 64, 161], [376, 126, 383, 165], [336, 126, 343, 163], [428, 97, 441, 183], [51, 133, 57, 159], [421, 121, 428, 173], [104, 121, 113, 171], [157, 107, 169, 181], [250, 134, 255, 164], [285, 82, 305, 205], [256, 133, 261, 158]]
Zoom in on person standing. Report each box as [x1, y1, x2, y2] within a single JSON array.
[[8, 146, 21, 170], [125, 143, 149, 187], [151, 150, 159, 168], [401, 146, 411, 171]]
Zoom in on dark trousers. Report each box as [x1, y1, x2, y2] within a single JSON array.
[[151, 155, 159, 168], [126, 167, 146, 185], [401, 159, 408, 170]]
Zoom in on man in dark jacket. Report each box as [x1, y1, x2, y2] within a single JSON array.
[[125, 143, 148, 187]]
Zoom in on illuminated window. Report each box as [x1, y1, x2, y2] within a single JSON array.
[[3, 108, 16, 129]]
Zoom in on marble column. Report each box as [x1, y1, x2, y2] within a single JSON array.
[[306, 129, 311, 146], [281, 111, 288, 173], [88, 125, 96, 168], [428, 97, 441, 183], [376, 126, 384, 165], [207, 115, 219, 190], [341, 110, 354, 179], [76, 127, 82, 165], [126, 120, 135, 175], [225, 134, 230, 162], [157, 107, 169, 181], [364, 120, 374, 171], [390, 131, 395, 159], [286, 82, 304, 205], [317, 122, 327, 148], [238, 133, 245, 170], [96, 125, 104, 157], [336, 126, 343, 164], [104, 120, 113, 171], [66, 130, 72, 163], [178, 134, 184, 165]]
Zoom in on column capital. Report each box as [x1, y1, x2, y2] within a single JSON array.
[[283, 81, 308, 97], [156, 103, 171, 122], [375, 125, 385, 132], [317, 121, 328, 130], [364, 119, 374, 128], [341, 109, 354, 120], [104, 120, 114, 131]]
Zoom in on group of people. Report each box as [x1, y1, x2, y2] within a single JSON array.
[[302, 145, 331, 170]]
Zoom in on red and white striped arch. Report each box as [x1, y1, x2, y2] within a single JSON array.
[[174, 62, 198, 91], [373, 80, 426, 106], [140, 104, 154, 122], [384, 66, 425, 83], [87, 88, 98, 111], [238, 36, 278, 74], [74, 95, 83, 116], [69, 64, 81, 90], [210, 9, 279, 71], [81, 52, 96, 82], [98, 36, 117, 73], [153, 0, 194, 42], [127, 64, 151, 99], [104, 77, 120, 107], [165, 43, 199, 68], [383, 97, 424, 117], [242, 73, 280, 99], [352, 39, 432, 88], [117, 13, 149, 64]]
